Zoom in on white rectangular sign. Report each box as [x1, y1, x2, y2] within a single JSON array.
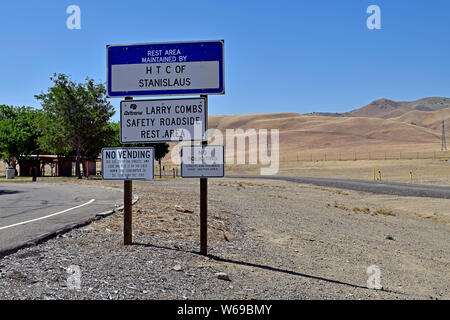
[[102, 147, 154, 180], [111, 61, 220, 93], [120, 98, 207, 143], [107, 40, 224, 97], [181, 145, 224, 178]]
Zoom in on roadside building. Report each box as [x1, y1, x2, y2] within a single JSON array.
[[18, 155, 98, 177]]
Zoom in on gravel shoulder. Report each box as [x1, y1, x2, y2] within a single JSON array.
[[0, 177, 448, 300]]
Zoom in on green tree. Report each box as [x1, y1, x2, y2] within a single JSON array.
[[107, 121, 122, 147], [35, 73, 115, 178], [0, 105, 42, 173], [36, 112, 73, 157], [150, 142, 170, 178], [150, 142, 170, 163]]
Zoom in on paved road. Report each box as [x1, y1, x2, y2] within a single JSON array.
[[0, 183, 123, 255], [229, 175, 450, 199]]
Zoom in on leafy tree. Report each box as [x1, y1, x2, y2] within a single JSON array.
[[36, 112, 73, 157], [35, 74, 115, 178], [0, 105, 42, 173], [150, 142, 170, 178], [150, 142, 170, 163], [107, 121, 122, 147]]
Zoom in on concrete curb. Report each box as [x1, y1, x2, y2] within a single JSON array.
[[0, 194, 139, 259]]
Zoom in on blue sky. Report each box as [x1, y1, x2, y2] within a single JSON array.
[[0, 0, 449, 121]]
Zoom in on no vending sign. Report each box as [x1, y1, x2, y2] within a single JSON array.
[[102, 147, 154, 180]]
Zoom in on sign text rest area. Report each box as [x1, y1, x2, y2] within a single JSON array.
[[107, 40, 224, 97], [120, 97, 206, 143]]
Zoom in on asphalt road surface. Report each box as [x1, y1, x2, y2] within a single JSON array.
[[229, 175, 450, 199], [0, 183, 123, 255]]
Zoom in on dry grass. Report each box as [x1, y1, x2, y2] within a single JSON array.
[[332, 205, 396, 217], [352, 207, 371, 214], [268, 194, 288, 200], [205, 112, 445, 164], [214, 181, 286, 190], [332, 201, 350, 211], [375, 209, 396, 216], [315, 187, 349, 196]]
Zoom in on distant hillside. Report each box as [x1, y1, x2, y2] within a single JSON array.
[[206, 112, 442, 161], [343, 97, 450, 119], [392, 108, 450, 130], [163, 97, 450, 162]]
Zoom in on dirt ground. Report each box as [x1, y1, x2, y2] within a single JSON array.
[[0, 175, 448, 300]]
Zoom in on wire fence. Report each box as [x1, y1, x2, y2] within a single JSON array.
[[3, 150, 450, 177], [278, 150, 450, 162]]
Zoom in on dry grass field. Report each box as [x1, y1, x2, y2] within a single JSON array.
[[225, 158, 450, 185], [204, 97, 450, 164], [207, 112, 444, 163]]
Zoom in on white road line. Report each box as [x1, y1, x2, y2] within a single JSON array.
[[0, 199, 95, 231]]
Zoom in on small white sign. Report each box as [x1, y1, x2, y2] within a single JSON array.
[[102, 147, 154, 180], [181, 145, 224, 178], [120, 97, 206, 143]]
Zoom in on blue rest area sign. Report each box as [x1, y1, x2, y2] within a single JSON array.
[[107, 40, 224, 97]]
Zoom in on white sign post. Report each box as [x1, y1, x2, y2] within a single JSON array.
[[106, 40, 225, 255], [101, 147, 154, 180], [181, 145, 224, 178], [120, 97, 206, 143]]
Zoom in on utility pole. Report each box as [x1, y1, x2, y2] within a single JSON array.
[[442, 120, 447, 151]]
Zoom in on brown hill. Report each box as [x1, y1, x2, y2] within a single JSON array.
[[345, 97, 450, 119], [164, 97, 450, 163], [344, 98, 404, 118], [204, 113, 442, 162], [392, 108, 450, 130]]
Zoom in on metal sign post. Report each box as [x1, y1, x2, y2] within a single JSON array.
[[124, 96, 133, 245], [124, 179, 132, 245], [179, 107, 226, 256], [200, 95, 208, 255], [101, 146, 154, 245], [200, 168, 208, 255]]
